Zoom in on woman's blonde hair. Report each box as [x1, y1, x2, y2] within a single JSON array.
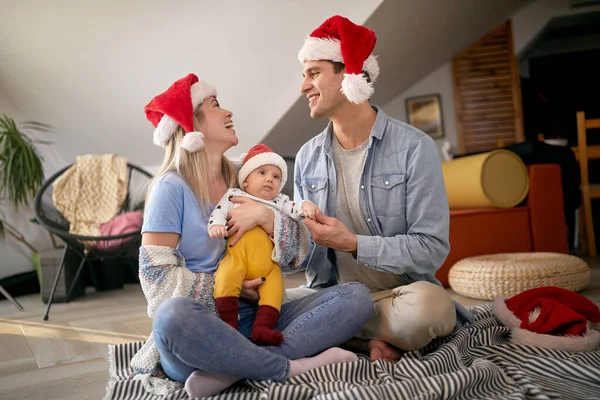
[[147, 108, 238, 215]]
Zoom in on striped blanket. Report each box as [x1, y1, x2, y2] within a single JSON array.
[[104, 305, 600, 400]]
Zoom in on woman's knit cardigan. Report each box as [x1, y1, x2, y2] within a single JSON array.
[[128, 211, 311, 395]]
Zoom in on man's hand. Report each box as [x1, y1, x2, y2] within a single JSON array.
[[227, 196, 274, 246], [303, 210, 358, 253], [208, 224, 227, 238], [239, 277, 265, 302]]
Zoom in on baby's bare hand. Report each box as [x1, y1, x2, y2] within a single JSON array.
[[209, 225, 227, 238], [302, 202, 319, 220]]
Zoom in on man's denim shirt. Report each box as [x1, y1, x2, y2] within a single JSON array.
[[293, 106, 473, 326]]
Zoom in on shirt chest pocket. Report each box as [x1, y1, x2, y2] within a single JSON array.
[[371, 173, 405, 217], [300, 177, 328, 205]]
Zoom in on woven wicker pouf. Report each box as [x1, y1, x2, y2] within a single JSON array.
[[448, 252, 591, 300]]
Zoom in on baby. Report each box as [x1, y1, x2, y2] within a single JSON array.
[[208, 144, 318, 346]]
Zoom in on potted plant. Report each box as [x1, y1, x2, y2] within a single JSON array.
[[0, 114, 52, 264]]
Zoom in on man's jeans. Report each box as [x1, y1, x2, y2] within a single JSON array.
[[153, 282, 373, 383], [287, 281, 457, 351]]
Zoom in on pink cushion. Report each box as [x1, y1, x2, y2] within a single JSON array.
[[97, 210, 143, 251]]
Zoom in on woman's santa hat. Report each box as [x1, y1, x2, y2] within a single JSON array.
[[298, 15, 379, 104], [493, 286, 600, 352], [238, 144, 287, 192], [144, 73, 216, 152]]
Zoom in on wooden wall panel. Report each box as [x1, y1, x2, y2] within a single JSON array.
[[452, 20, 524, 154]]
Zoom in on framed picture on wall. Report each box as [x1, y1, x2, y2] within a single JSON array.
[[405, 94, 444, 139]]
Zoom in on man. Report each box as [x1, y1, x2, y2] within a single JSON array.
[[291, 15, 473, 361]]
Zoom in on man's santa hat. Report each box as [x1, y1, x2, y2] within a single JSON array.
[[238, 144, 287, 192], [298, 15, 379, 104], [144, 73, 216, 152], [493, 286, 600, 352]]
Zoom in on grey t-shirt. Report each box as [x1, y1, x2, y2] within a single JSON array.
[[332, 136, 408, 292]]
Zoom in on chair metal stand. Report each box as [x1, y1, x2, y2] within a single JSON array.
[[43, 246, 100, 321], [43, 245, 68, 320], [0, 284, 24, 311]]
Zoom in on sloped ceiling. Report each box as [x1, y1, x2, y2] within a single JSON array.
[[519, 9, 600, 74], [0, 0, 531, 170]]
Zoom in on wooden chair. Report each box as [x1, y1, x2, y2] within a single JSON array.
[[575, 111, 600, 257]]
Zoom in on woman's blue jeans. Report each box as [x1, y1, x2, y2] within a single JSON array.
[[153, 282, 373, 382]]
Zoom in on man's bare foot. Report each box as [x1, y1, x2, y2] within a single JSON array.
[[368, 339, 404, 362]]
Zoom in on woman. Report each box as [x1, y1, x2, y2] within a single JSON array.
[[131, 73, 374, 398]]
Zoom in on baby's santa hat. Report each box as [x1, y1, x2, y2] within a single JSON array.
[[238, 144, 287, 192], [144, 73, 216, 152], [493, 286, 600, 352], [298, 15, 379, 104]]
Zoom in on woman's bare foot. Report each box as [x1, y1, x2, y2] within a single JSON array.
[[289, 347, 358, 377], [368, 339, 404, 362], [184, 370, 239, 399]]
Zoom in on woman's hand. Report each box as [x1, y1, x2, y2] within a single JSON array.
[[227, 196, 275, 246], [239, 277, 265, 301]]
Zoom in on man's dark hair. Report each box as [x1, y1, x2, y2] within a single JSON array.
[[324, 60, 371, 83], [325, 60, 345, 74]]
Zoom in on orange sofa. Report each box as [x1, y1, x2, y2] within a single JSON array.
[[436, 163, 570, 287]]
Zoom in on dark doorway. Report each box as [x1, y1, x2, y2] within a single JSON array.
[[517, 10, 600, 250], [527, 49, 600, 144]]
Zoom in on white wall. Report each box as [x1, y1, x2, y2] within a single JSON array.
[[0, 92, 24, 119], [381, 63, 456, 157], [0, 92, 66, 278], [381, 0, 600, 153]]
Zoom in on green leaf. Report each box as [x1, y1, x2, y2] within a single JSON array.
[[0, 114, 49, 209]]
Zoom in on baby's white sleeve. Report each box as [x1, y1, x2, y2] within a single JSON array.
[[207, 190, 235, 230], [278, 194, 307, 220]]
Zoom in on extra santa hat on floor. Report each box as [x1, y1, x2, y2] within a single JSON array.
[[298, 15, 380, 104], [238, 144, 288, 192], [493, 286, 600, 352], [144, 73, 216, 152]]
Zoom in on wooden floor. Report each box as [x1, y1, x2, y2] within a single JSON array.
[[1, 266, 599, 400]]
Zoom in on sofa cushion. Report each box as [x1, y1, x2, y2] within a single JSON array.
[[442, 150, 529, 209]]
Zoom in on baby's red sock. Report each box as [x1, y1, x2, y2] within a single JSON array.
[[252, 305, 283, 346], [215, 296, 239, 330]]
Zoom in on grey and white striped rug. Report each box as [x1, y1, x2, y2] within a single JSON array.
[[104, 305, 600, 399]]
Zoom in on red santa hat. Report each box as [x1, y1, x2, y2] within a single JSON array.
[[493, 286, 600, 352], [238, 144, 287, 192], [144, 73, 216, 152], [297, 15, 379, 104]]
